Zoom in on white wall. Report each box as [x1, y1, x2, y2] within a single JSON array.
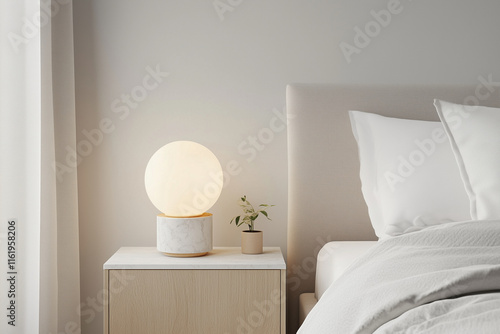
[[73, 1, 500, 333]]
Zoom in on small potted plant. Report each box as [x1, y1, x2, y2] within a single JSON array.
[[230, 195, 274, 254]]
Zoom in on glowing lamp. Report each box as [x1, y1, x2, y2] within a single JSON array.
[[145, 141, 223, 257]]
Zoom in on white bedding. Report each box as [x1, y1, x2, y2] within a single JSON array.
[[298, 220, 500, 334], [315, 241, 377, 300]]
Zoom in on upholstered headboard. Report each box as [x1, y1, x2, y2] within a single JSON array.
[[286, 83, 500, 333]]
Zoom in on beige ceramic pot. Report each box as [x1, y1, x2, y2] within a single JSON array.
[[241, 230, 263, 254]]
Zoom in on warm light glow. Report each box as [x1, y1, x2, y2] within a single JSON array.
[[145, 141, 223, 217]]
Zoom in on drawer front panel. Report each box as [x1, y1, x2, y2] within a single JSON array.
[[107, 269, 282, 334]]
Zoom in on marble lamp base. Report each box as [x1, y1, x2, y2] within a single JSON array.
[[157, 213, 213, 257]]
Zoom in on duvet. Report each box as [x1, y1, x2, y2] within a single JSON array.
[[298, 220, 500, 334]]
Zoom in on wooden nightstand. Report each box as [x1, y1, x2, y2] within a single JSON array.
[[103, 247, 286, 334]]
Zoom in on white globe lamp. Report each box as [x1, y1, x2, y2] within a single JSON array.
[[145, 141, 223, 257]]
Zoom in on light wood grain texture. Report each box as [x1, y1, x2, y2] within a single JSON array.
[[104, 270, 109, 334], [280, 269, 286, 333], [107, 269, 283, 334]]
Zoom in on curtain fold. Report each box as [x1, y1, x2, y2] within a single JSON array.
[[1, 1, 80, 333]]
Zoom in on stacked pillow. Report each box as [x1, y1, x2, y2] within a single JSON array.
[[349, 99, 500, 239], [435, 100, 500, 221]]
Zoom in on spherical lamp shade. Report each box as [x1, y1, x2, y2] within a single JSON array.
[[145, 141, 223, 217]]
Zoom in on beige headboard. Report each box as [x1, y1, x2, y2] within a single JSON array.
[[286, 83, 500, 333]]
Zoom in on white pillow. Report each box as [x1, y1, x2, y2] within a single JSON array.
[[349, 110, 471, 238], [434, 99, 500, 220]]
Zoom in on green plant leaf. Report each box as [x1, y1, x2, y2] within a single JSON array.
[[230, 196, 274, 229], [261, 211, 271, 219]]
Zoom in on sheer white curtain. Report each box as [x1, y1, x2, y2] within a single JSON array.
[[0, 1, 80, 333]]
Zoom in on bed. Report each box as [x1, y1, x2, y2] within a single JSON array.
[[286, 84, 500, 333]]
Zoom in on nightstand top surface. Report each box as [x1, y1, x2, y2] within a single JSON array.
[[103, 247, 285, 270]]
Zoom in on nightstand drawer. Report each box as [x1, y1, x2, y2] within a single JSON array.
[[107, 269, 282, 334], [103, 247, 286, 334]]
